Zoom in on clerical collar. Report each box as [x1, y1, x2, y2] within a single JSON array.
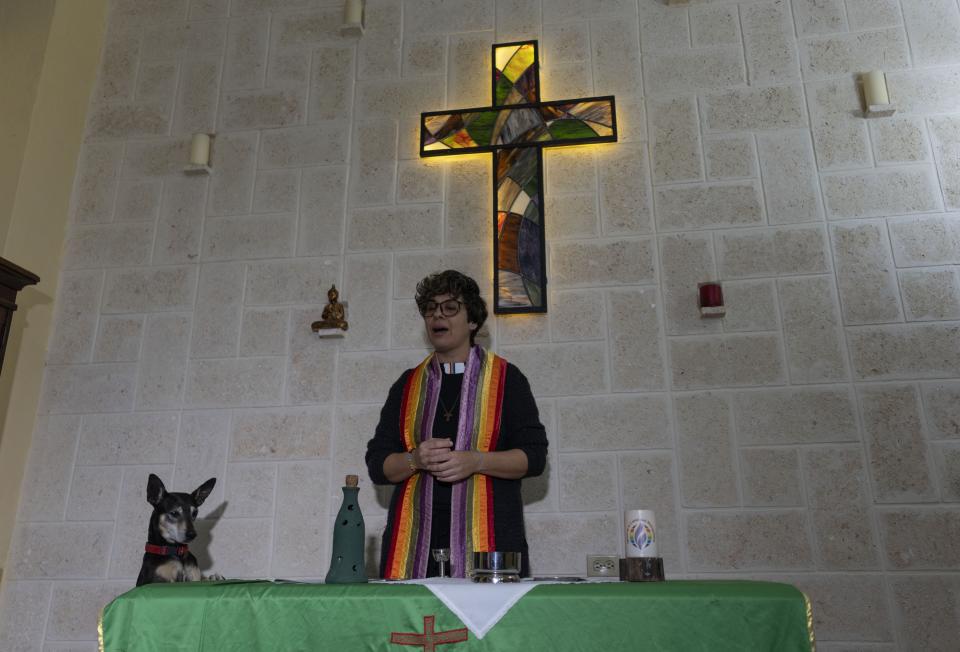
[[440, 361, 465, 375]]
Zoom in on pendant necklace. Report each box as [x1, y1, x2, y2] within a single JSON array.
[[438, 395, 460, 422]]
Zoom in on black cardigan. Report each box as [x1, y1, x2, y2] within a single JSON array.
[[365, 363, 548, 577]]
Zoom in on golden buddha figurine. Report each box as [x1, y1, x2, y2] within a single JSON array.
[[312, 284, 348, 333]]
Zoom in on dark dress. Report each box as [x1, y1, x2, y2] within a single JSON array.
[[365, 363, 548, 577]]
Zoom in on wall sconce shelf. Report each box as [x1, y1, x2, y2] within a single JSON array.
[[312, 326, 347, 338], [864, 105, 896, 118], [183, 164, 212, 176]]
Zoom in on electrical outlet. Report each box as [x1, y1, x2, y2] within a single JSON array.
[[586, 554, 619, 578]]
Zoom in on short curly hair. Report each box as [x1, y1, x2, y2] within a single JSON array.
[[415, 270, 488, 344]]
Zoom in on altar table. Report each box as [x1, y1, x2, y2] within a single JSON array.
[[99, 579, 814, 651]]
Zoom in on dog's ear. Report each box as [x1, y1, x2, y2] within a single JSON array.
[[192, 478, 216, 506], [147, 474, 166, 506]]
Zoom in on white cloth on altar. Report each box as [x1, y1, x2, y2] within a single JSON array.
[[406, 578, 535, 639], [401, 577, 589, 639]]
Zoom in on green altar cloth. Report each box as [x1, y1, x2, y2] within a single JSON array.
[[99, 580, 814, 651]]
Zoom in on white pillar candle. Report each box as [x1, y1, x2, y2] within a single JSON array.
[[624, 510, 658, 558], [190, 133, 210, 166], [344, 0, 363, 25], [862, 70, 890, 106]]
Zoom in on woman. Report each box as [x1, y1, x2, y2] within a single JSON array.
[[365, 270, 548, 579]]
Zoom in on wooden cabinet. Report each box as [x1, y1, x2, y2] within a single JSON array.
[[0, 258, 40, 375]]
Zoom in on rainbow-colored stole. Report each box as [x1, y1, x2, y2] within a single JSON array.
[[383, 346, 507, 579]]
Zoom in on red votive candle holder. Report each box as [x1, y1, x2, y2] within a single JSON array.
[[698, 282, 725, 317]]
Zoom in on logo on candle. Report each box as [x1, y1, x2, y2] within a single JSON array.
[[626, 518, 655, 553]]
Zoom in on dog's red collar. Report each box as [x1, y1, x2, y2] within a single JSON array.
[[144, 543, 189, 558]]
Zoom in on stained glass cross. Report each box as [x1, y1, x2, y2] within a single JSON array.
[[420, 41, 617, 314]]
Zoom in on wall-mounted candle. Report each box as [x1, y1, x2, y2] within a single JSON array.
[[190, 133, 211, 166], [344, 0, 363, 25], [698, 281, 725, 317], [862, 70, 890, 106], [699, 282, 723, 308]]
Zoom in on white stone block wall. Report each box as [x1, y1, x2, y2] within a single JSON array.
[[2, 0, 959, 649]]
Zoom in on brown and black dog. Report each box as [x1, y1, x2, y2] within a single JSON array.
[[136, 474, 221, 586]]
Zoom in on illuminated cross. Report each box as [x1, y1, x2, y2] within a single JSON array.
[[389, 615, 469, 651], [420, 41, 617, 314]]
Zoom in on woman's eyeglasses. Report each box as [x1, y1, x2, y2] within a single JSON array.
[[420, 299, 463, 317]]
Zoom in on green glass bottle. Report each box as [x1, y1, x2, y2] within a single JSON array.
[[325, 474, 367, 583]]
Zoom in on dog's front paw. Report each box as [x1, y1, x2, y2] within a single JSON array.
[[204, 573, 225, 582]]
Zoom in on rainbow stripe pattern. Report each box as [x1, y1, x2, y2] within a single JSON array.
[[383, 346, 507, 579]]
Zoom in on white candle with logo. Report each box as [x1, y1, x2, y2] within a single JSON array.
[[624, 510, 658, 558]]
